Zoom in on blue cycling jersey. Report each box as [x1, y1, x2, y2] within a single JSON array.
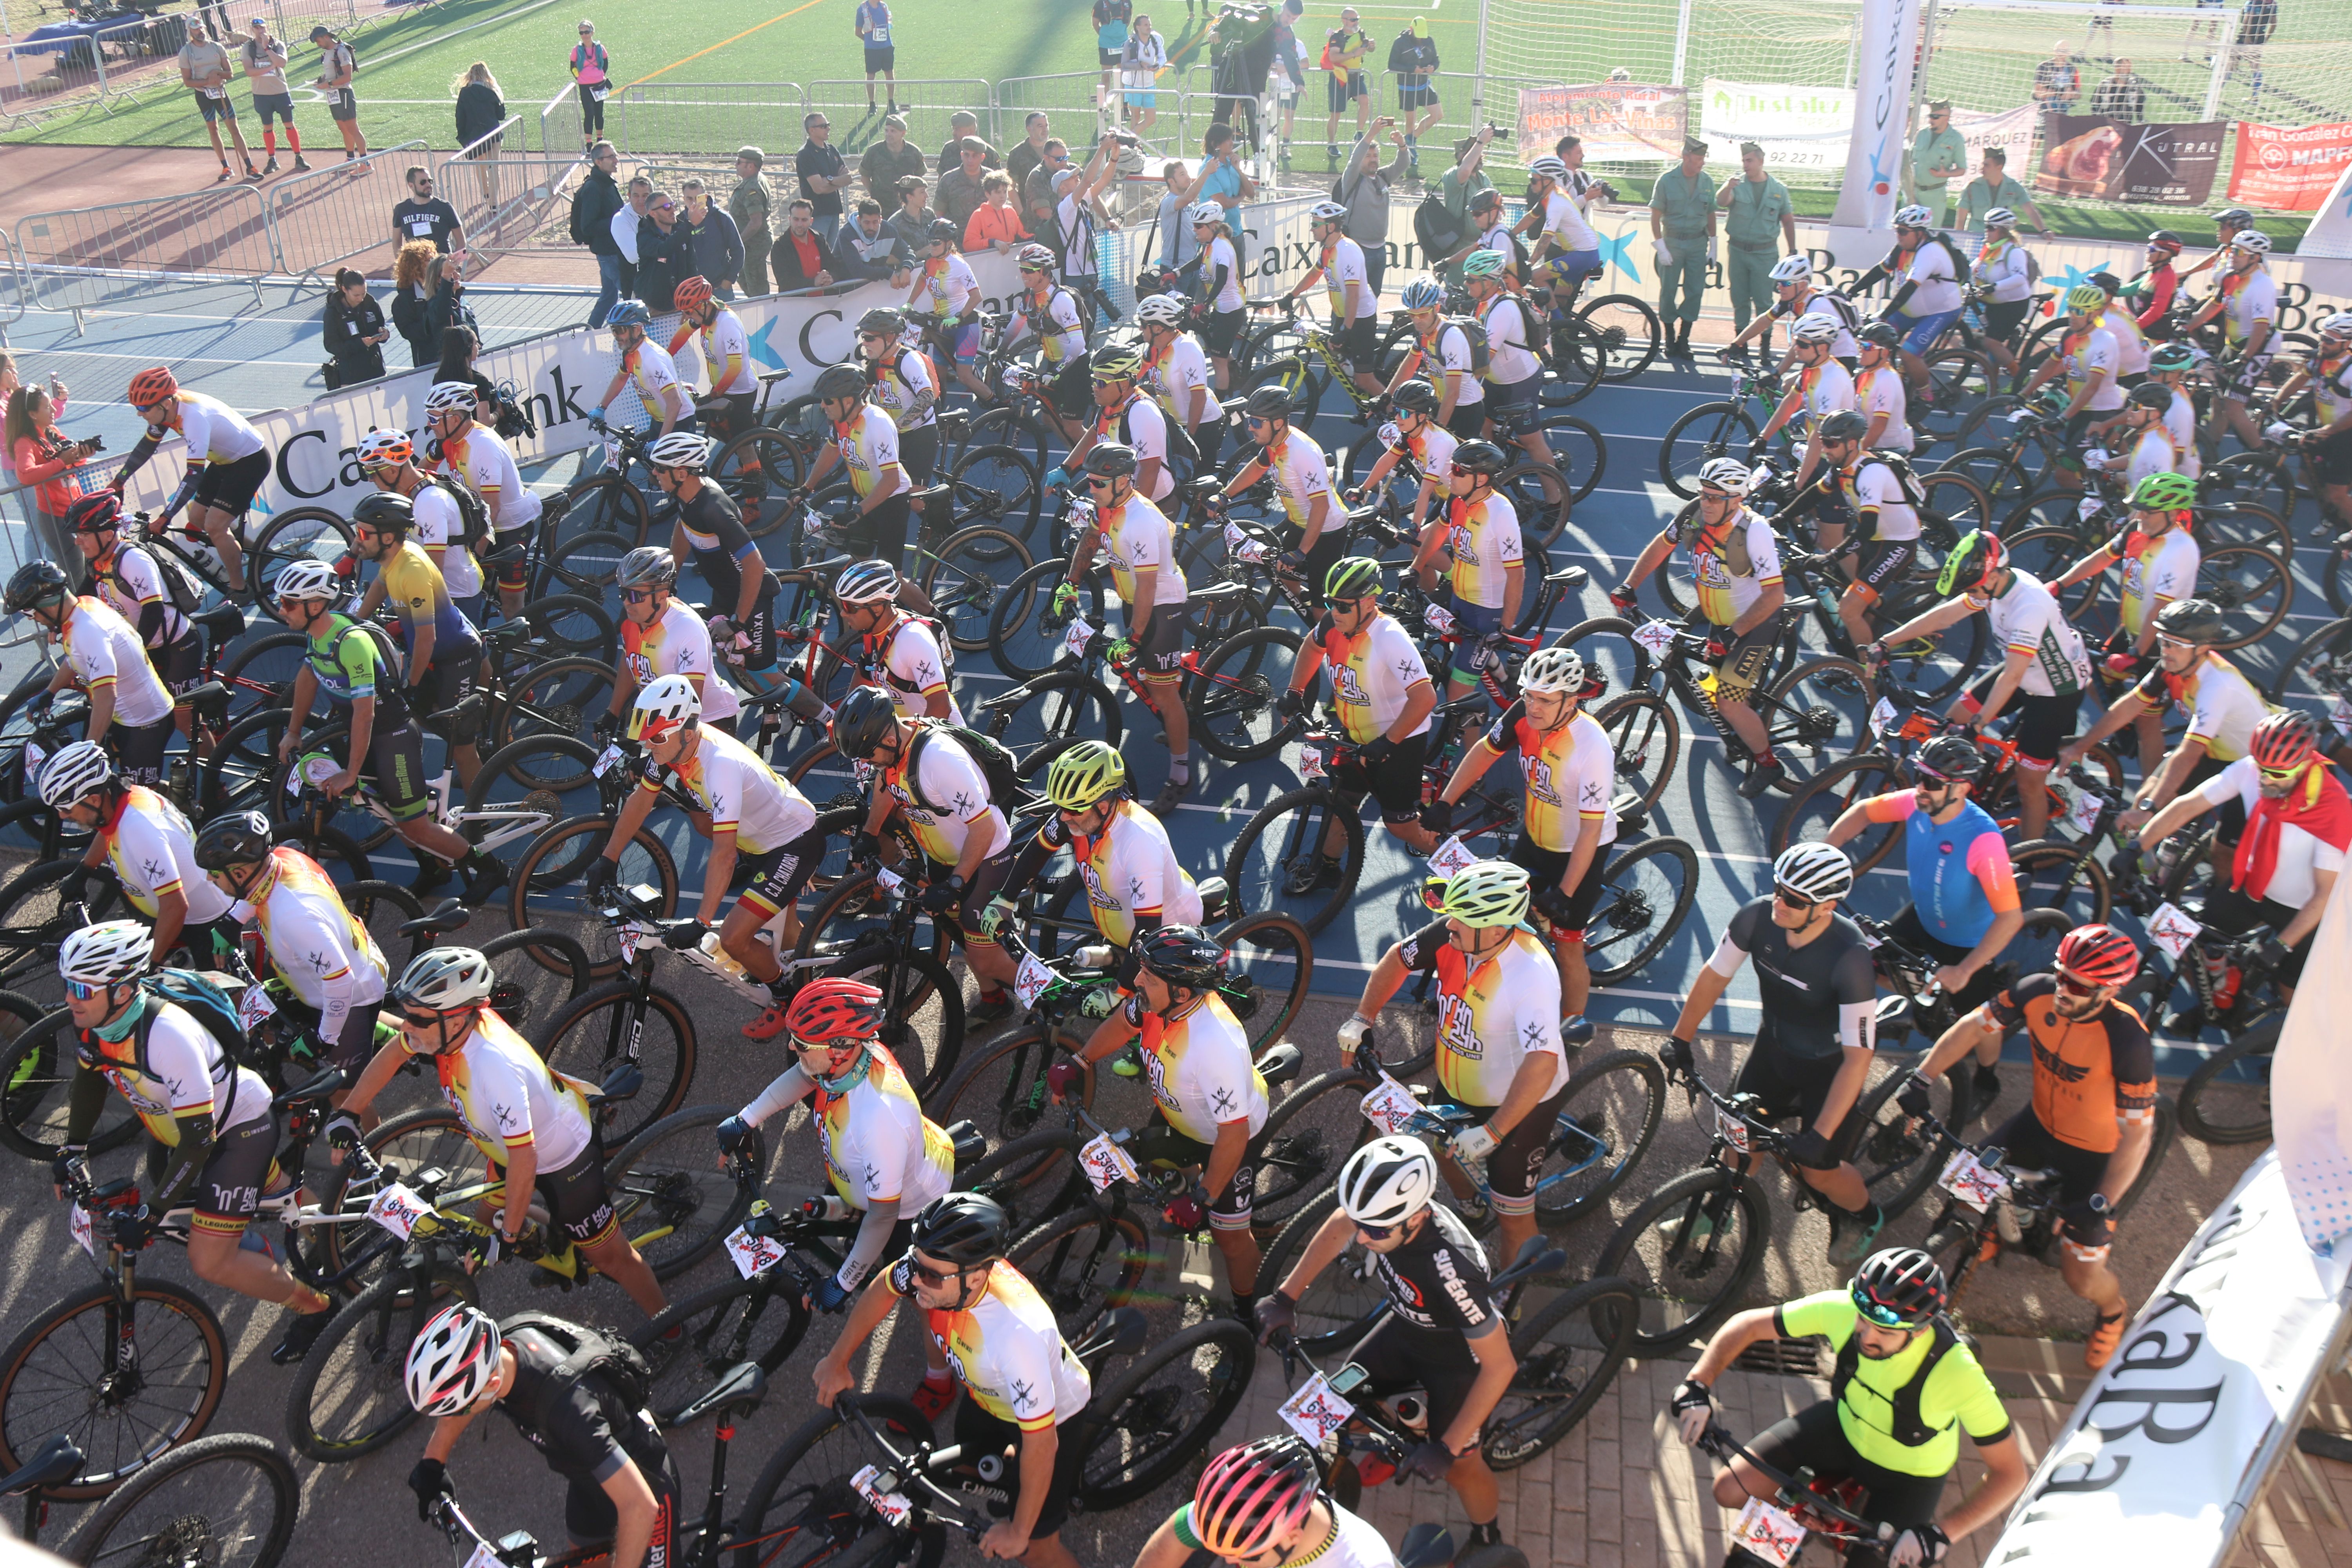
[[1906, 797, 2006, 948]]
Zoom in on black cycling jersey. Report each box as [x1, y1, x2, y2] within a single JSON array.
[[1722, 896, 1879, 1062], [497, 1325, 663, 1486], [676, 483, 773, 617], [1372, 1203, 1501, 1337]]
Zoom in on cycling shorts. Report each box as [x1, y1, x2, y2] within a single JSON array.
[[1133, 1119, 1258, 1231], [2222, 351, 2272, 401], [899, 424, 940, 486], [1203, 308, 1246, 359], [1335, 317, 1378, 376], [564, 1415, 680, 1555], [1745, 1401, 1948, 1535], [319, 998, 387, 1074], [735, 820, 832, 922], [947, 849, 1014, 948], [2310, 428, 2352, 487], [1986, 1107, 2111, 1259], [1347, 1314, 1484, 1451], [703, 392, 758, 444], [1444, 399, 1486, 441], [1886, 306, 1962, 358], [1982, 299, 2032, 345], [1732, 1037, 1866, 1163], [951, 1399, 1087, 1538], [252, 92, 295, 127], [1300, 528, 1350, 615], [1134, 604, 1191, 677], [1512, 832, 1610, 938], [192, 450, 270, 516], [1535, 250, 1603, 292], [2201, 884, 2311, 986], [1886, 904, 2005, 1018], [492, 519, 535, 593], [1049, 355, 1094, 422], [1331, 729, 1428, 826], [1435, 1079, 1574, 1217], [110, 714, 175, 789], [490, 1142, 620, 1249], [1443, 599, 1505, 685], [362, 718, 435, 822], [159, 632, 205, 697], [193, 89, 239, 123], [840, 498, 915, 582], [1689, 608, 1782, 704], [414, 659, 482, 746], [1851, 538, 1916, 604], [1962, 668, 2073, 770], [191, 1115, 279, 1238], [1484, 372, 1541, 424]]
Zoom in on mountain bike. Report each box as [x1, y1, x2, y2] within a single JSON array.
[[1691, 1421, 1898, 1568], [0, 1429, 296, 1567], [1659, 364, 1784, 498]]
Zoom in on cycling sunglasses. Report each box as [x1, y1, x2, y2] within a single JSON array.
[[2053, 969, 2106, 997], [899, 1249, 964, 1288], [1771, 885, 1820, 911], [2259, 761, 2309, 784], [1352, 1216, 1403, 1241], [64, 977, 118, 1002], [1328, 595, 1373, 614], [1850, 1289, 1924, 1330], [1084, 474, 1119, 489], [619, 588, 659, 604]]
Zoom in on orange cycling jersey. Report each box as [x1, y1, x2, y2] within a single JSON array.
[[1980, 972, 2156, 1154]]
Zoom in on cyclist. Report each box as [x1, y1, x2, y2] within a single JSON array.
[[1286, 201, 1381, 398], [2189, 232, 2279, 463], [427, 379, 543, 623], [43, 743, 241, 970], [52, 919, 338, 1362], [1274, 556, 1441, 887], [1348, 378, 1456, 540], [904, 222, 983, 423], [590, 299, 690, 440], [1222, 383, 1343, 608], [2091, 381, 2188, 491], [2177, 209, 2256, 287], [6, 559, 177, 788], [1851, 207, 1967, 409], [1256, 1136, 1518, 1551], [2064, 597, 2268, 847], [855, 305, 946, 482], [1670, 1249, 2028, 1566], [1410, 439, 1522, 706], [1385, 274, 1486, 441], [813, 1193, 1091, 1568], [597, 545, 744, 743], [115, 366, 269, 596], [358, 428, 487, 628], [799, 363, 915, 571], [1061, 442, 1192, 809], [2048, 475, 2203, 770], [341, 946, 668, 1317], [269, 557, 506, 903], [2144, 341, 2204, 478], [2271, 311, 2352, 526], [1797, 408, 1924, 655], [1906, 923, 2153, 1368], [1661, 842, 1889, 1264], [1753, 315, 1857, 493], [1517, 155, 1602, 319], [402, 1303, 678, 1568], [2122, 230, 2184, 337], [1134, 292, 1219, 466], [1724, 255, 1860, 369], [2019, 285, 2127, 492], [2089, 270, 2152, 390], [715, 978, 955, 1319], [830, 686, 1021, 1022], [664, 274, 757, 443], [1863, 530, 2093, 841], [2137, 710, 2346, 1030], [65, 492, 201, 722], [1058, 344, 1177, 506], [1132, 1435, 1400, 1568], [1003, 244, 1093, 444], [1972, 209, 2036, 377], [1070, 923, 1270, 1321], [653, 433, 818, 733], [1339, 859, 1570, 1261], [1182, 203, 1246, 394], [1612, 457, 1791, 797], [833, 556, 959, 724], [349, 490, 486, 794], [1851, 321, 1915, 453], [587, 676, 828, 1040], [194, 808, 387, 1083], [1463, 249, 1551, 472]]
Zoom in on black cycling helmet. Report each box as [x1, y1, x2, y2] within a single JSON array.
[[2215, 207, 2253, 229], [1856, 320, 1901, 349], [3, 559, 70, 615], [2154, 596, 2228, 646], [1391, 379, 1439, 417], [815, 363, 869, 402], [1914, 732, 1985, 786], [1084, 442, 1139, 479], [1243, 383, 1295, 420], [352, 490, 415, 537], [1852, 1247, 1948, 1328], [1817, 408, 1871, 443], [194, 809, 274, 872], [910, 1192, 1011, 1267], [831, 686, 901, 757], [65, 492, 122, 534], [857, 306, 902, 336], [1451, 439, 1509, 478], [926, 217, 960, 244], [1135, 924, 1228, 991], [2127, 380, 2174, 410]]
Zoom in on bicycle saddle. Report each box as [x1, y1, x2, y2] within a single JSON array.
[[1548, 565, 1590, 590], [479, 541, 527, 568], [670, 1360, 766, 1427], [536, 493, 573, 526], [591, 1061, 644, 1107], [1612, 794, 1650, 836], [178, 680, 232, 720], [1186, 582, 1247, 611], [0, 1435, 83, 1497], [1256, 1041, 1304, 1089], [909, 483, 953, 510], [399, 898, 470, 938], [195, 602, 248, 643], [272, 1066, 348, 1113]]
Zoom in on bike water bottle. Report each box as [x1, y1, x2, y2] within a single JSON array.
[[801, 1194, 852, 1221], [1394, 1394, 1429, 1437], [697, 931, 749, 981], [1815, 586, 1839, 617]]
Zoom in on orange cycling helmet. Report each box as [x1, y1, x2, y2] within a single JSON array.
[[127, 367, 178, 408], [1191, 1436, 1321, 1558], [784, 977, 885, 1045], [2055, 924, 2138, 988], [2250, 710, 2321, 773], [674, 275, 714, 314]]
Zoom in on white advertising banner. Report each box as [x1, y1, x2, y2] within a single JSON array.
[[1701, 78, 1857, 175], [2274, 853, 2352, 1250], [1829, 0, 1924, 240], [1983, 1151, 2352, 1568]]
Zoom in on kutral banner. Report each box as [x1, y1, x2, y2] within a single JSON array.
[[2034, 113, 2227, 206], [1516, 82, 1690, 167], [2228, 119, 2352, 212]]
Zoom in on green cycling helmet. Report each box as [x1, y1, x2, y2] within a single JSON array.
[[1325, 555, 1384, 601], [2130, 471, 2198, 511], [1935, 530, 2005, 598], [2149, 342, 2198, 373], [2065, 283, 2109, 315], [1092, 343, 1144, 380], [1438, 860, 1532, 929], [1045, 739, 1128, 811], [1461, 249, 1509, 280]]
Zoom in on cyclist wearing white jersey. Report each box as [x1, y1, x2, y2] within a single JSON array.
[[855, 307, 945, 481], [66, 493, 200, 710], [118, 367, 269, 596], [42, 743, 241, 970], [1135, 1437, 1401, 1568], [1063, 441, 1194, 806], [664, 276, 757, 440], [1135, 293, 1218, 465], [428, 381, 542, 621], [6, 561, 176, 786], [599, 546, 742, 737], [1224, 383, 1342, 607], [831, 557, 960, 724], [357, 428, 486, 621]]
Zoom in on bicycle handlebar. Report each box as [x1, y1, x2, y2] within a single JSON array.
[[1692, 1422, 1896, 1544]]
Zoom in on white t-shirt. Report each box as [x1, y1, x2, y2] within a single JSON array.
[[1978, 237, 2036, 304], [1427, 322, 1485, 407], [1795, 360, 1858, 436], [1105, 395, 1176, 503], [910, 252, 980, 321], [860, 613, 963, 724], [622, 599, 742, 724], [617, 341, 686, 428], [692, 309, 758, 396], [2198, 758, 2347, 908], [409, 481, 484, 602], [1538, 187, 1597, 254], [886, 731, 1012, 865], [160, 392, 265, 466], [1477, 290, 1541, 385], [2061, 326, 2126, 413], [1780, 288, 1859, 360], [2159, 383, 2201, 479], [2161, 652, 2268, 762], [1143, 993, 1269, 1143], [104, 786, 236, 924], [1143, 333, 1212, 428], [1098, 493, 1189, 606], [1973, 570, 2091, 698], [62, 597, 174, 727], [2102, 303, 2151, 377], [1320, 236, 1370, 325], [437, 425, 543, 531], [1315, 610, 1434, 742], [426, 1014, 594, 1171], [82, 1002, 270, 1142], [2221, 268, 2278, 350], [873, 345, 938, 434], [1848, 457, 1920, 543], [249, 846, 388, 1044], [1902, 238, 1964, 316], [1201, 234, 1243, 314], [93, 544, 192, 650], [2122, 424, 2181, 493], [639, 726, 814, 852], [811, 1047, 953, 1213], [1855, 366, 1912, 454], [1264, 432, 1334, 532], [1015, 285, 1088, 364]]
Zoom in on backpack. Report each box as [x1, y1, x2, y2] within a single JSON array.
[[1440, 315, 1491, 378], [1828, 1314, 1962, 1449], [499, 1311, 655, 1425], [902, 720, 1022, 813], [140, 969, 248, 1065], [113, 541, 201, 619], [427, 474, 494, 556], [1861, 450, 1933, 510], [1935, 233, 1973, 290], [1413, 190, 1466, 269], [1477, 291, 1545, 377]]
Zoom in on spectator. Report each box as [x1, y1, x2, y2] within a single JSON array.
[[635, 191, 691, 311], [309, 25, 365, 162], [856, 0, 897, 114], [1022, 138, 1069, 242], [1649, 136, 1715, 359], [2090, 58, 2146, 121], [730, 146, 772, 299], [424, 252, 479, 347], [1122, 15, 1167, 136], [935, 110, 1000, 176], [321, 267, 388, 388], [180, 24, 259, 183], [966, 169, 1032, 254], [241, 16, 304, 176], [770, 200, 836, 292], [679, 179, 745, 299], [612, 174, 653, 295], [936, 138, 994, 230], [1321, 6, 1374, 168], [195, 0, 229, 42], [795, 111, 849, 247], [1910, 101, 1967, 221], [570, 140, 627, 325], [1336, 122, 1409, 297], [390, 239, 439, 367], [1956, 146, 2050, 234], [2236, 0, 2276, 107], [1153, 160, 1199, 269], [5, 383, 93, 570], [1006, 111, 1052, 201], [392, 165, 463, 260], [1387, 14, 1441, 174], [433, 325, 498, 422], [1269, 3, 1308, 161], [861, 114, 927, 205], [833, 199, 913, 284], [568, 20, 610, 152], [1438, 128, 1496, 229], [1180, 122, 1256, 218], [1716, 140, 1796, 343], [452, 62, 504, 204], [1094, 0, 1133, 112], [1052, 141, 1118, 297], [2033, 40, 2081, 116], [888, 174, 934, 255]]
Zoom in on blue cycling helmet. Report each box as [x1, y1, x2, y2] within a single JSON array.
[[605, 300, 652, 329], [1400, 274, 1445, 311]]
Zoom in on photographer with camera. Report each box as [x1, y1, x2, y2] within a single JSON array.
[[1336, 118, 1410, 299]]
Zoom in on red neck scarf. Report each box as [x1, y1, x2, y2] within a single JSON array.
[[2234, 762, 2352, 903]]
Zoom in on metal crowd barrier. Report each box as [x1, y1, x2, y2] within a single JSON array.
[[14, 185, 276, 325], [439, 156, 594, 261], [615, 82, 809, 158], [541, 82, 583, 160], [267, 139, 431, 284], [0, 0, 364, 133]]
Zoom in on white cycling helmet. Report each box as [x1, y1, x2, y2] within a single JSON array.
[[355, 428, 415, 470], [648, 432, 713, 471], [423, 381, 478, 415], [1789, 315, 1841, 346], [1308, 201, 1348, 223], [58, 920, 152, 988], [833, 558, 900, 605], [2321, 312, 2352, 340], [1134, 293, 1188, 327], [2231, 230, 2272, 255], [1527, 156, 1568, 181], [1982, 207, 2017, 229], [1894, 204, 1934, 229], [631, 671, 703, 743], [1772, 841, 1855, 904], [1768, 255, 1812, 285], [1338, 1136, 1438, 1228], [1518, 646, 1585, 695], [272, 558, 341, 603], [389, 946, 495, 1015], [1698, 457, 1753, 497], [405, 1303, 501, 1416], [38, 740, 114, 810], [1186, 201, 1225, 228]]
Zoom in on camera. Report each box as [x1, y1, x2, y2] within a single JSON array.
[[1110, 130, 1140, 147], [80, 434, 105, 453]]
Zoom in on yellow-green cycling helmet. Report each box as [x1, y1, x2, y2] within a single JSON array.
[[1092, 343, 1144, 381], [2129, 471, 2198, 512], [1437, 860, 1532, 929], [1045, 739, 1128, 811], [2065, 283, 2109, 315], [1325, 556, 1385, 602]]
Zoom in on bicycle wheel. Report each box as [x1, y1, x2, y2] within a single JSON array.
[[1919, 348, 1997, 450], [2178, 1015, 2277, 1145], [461, 734, 600, 875], [1941, 446, 2036, 512], [930, 1031, 1096, 1176], [1257, 1189, 1387, 1341], [2010, 838, 2113, 926], [319, 1108, 497, 1289], [1578, 294, 1662, 382], [603, 1105, 755, 1280], [495, 657, 618, 762], [1659, 402, 1758, 499], [822, 944, 965, 1102], [1770, 754, 1902, 866], [987, 559, 1108, 682], [1250, 1068, 1376, 1234], [922, 525, 1035, 652], [1186, 626, 1302, 763], [1535, 316, 1606, 407], [245, 506, 354, 604], [0, 1278, 224, 1499], [1532, 1049, 1667, 1229], [948, 442, 1043, 545], [627, 1272, 812, 1429], [536, 528, 633, 601], [2196, 542, 2292, 650], [197, 709, 290, 821], [1483, 1274, 1639, 1470], [1223, 786, 1363, 936], [1216, 912, 1314, 1056], [1850, 1058, 1978, 1218], [561, 473, 653, 546], [1592, 693, 1679, 814], [2200, 454, 2298, 534], [1590, 1165, 1769, 1351], [1493, 461, 1572, 552], [283, 1262, 476, 1462], [0, 858, 125, 998], [792, 871, 954, 973], [1243, 356, 1321, 434], [1873, 570, 1987, 706], [728, 1396, 935, 1568], [505, 816, 679, 978], [1528, 414, 1606, 508], [70, 1428, 298, 1568], [0, 1004, 140, 1160], [1076, 1316, 1255, 1510], [1916, 469, 1993, 539], [2266, 615, 2352, 710], [534, 981, 695, 1150], [1583, 837, 1699, 987], [987, 668, 1124, 759], [1758, 657, 1875, 788], [216, 629, 310, 715], [1008, 1207, 1156, 1339]]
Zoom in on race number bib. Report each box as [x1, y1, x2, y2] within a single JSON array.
[[2145, 900, 2202, 962], [1078, 1133, 1140, 1194], [1425, 836, 1478, 878], [850, 1465, 913, 1528], [238, 984, 278, 1033], [2062, 779, 2103, 837], [1715, 1103, 1753, 1154], [367, 1182, 433, 1240], [1423, 602, 1458, 637], [1277, 1371, 1357, 1445], [1011, 951, 1058, 1009], [2331, 694, 2352, 742], [1632, 619, 1677, 657], [1360, 1072, 1420, 1136], [1868, 697, 1900, 737], [1062, 615, 1094, 660], [1730, 1497, 1806, 1567], [592, 743, 624, 778], [724, 1224, 788, 1279], [1938, 1147, 2010, 1210], [69, 1203, 94, 1259], [1298, 744, 1326, 780]]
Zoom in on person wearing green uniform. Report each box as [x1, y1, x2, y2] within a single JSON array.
[[1650, 137, 1716, 359], [730, 147, 773, 298], [1911, 102, 1969, 224], [1955, 147, 2049, 235], [1715, 142, 1796, 351]]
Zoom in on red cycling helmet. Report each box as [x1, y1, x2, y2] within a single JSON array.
[[127, 367, 178, 408], [1191, 1436, 1321, 1558], [2055, 924, 2138, 989], [65, 492, 122, 535], [2250, 710, 2321, 773], [783, 977, 885, 1045], [674, 275, 714, 314]]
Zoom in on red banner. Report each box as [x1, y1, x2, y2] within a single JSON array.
[[2228, 120, 2352, 212]]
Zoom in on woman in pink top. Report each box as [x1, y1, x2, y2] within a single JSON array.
[[568, 20, 610, 152]]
